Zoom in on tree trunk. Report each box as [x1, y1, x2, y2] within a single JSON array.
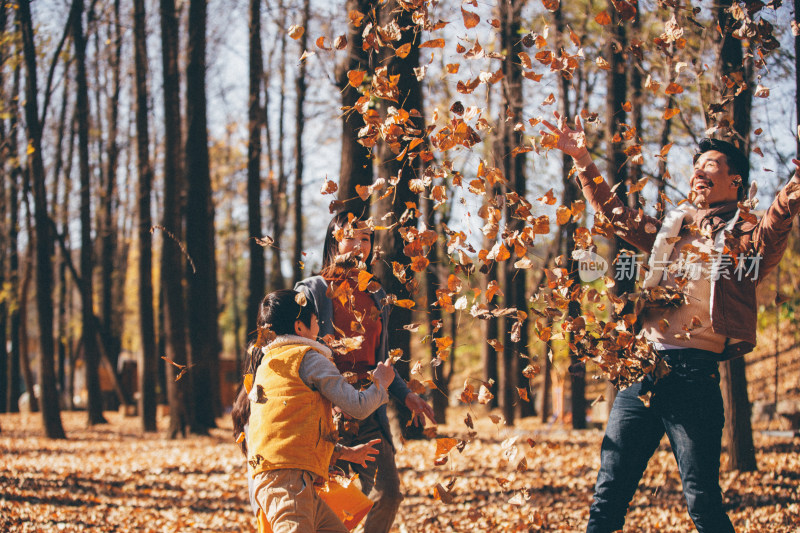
[[0, 1, 8, 413], [5, 62, 22, 413], [19, 235, 37, 412], [270, 2, 288, 290], [482, 64, 500, 410], [374, 0, 423, 437], [628, 9, 643, 208], [186, 0, 221, 431], [423, 193, 447, 424], [540, 335, 553, 423], [71, 0, 106, 425], [159, 0, 192, 438], [716, 1, 757, 472], [482, 262, 500, 410], [49, 61, 71, 396], [246, 0, 265, 338], [553, 2, 587, 429], [337, 0, 376, 215], [720, 358, 756, 470], [498, 0, 529, 424], [133, 0, 157, 432], [292, 0, 310, 285], [99, 0, 122, 378], [59, 111, 77, 409], [596, 0, 635, 430], [18, 0, 65, 437]]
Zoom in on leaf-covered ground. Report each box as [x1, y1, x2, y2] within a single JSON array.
[[1, 410, 798, 532]]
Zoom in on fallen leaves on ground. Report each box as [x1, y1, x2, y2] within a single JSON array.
[[1, 410, 798, 532]]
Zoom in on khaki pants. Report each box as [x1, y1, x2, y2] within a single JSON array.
[[253, 469, 347, 533]]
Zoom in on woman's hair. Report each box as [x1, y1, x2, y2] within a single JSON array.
[[320, 210, 375, 276], [231, 386, 249, 456], [231, 289, 318, 455]]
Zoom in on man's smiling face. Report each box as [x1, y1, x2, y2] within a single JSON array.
[[690, 150, 741, 207]]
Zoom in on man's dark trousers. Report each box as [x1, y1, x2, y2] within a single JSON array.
[[586, 349, 735, 533]]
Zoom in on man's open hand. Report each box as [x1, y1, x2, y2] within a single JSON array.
[[541, 111, 590, 161]]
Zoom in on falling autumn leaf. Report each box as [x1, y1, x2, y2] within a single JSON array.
[[357, 270, 373, 291], [396, 43, 412, 58], [754, 84, 770, 98], [478, 384, 494, 404], [420, 38, 445, 49], [461, 7, 480, 29], [522, 364, 540, 378], [435, 437, 459, 460], [320, 179, 338, 195], [538, 189, 557, 205], [556, 205, 572, 225], [594, 10, 611, 25], [663, 108, 680, 120], [347, 69, 366, 87], [316, 36, 331, 50], [254, 236, 275, 248], [433, 483, 455, 504], [611, 0, 637, 20], [394, 299, 416, 309], [348, 9, 364, 26], [288, 25, 304, 40], [664, 82, 684, 95], [161, 356, 195, 382], [541, 0, 559, 11]]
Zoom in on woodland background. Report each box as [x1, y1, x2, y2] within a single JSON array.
[[0, 0, 799, 530]]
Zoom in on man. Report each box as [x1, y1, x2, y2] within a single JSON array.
[[543, 113, 800, 532]]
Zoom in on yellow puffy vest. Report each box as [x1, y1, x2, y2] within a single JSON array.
[[247, 342, 337, 480]]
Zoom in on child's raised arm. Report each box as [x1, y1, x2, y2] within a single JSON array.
[[338, 438, 381, 468], [300, 350, 389, 420]]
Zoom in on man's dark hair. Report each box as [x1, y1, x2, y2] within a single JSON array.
[[260, 289, 317, 337], [694, 138, 750, 200]]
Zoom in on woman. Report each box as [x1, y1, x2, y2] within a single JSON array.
[[295, 211, 434, 533]]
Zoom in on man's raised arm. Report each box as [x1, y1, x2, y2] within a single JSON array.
[[751, 159, 800, 277], [542, 113, 659, 253]]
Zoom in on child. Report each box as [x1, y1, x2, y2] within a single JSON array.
[[244, 289, 393, 533]]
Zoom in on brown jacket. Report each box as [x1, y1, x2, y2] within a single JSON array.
[[577, 163, 800, 359]]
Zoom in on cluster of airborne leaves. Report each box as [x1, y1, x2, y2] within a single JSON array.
[[301, 0, 786, 393], [265, 0, 792, 502]]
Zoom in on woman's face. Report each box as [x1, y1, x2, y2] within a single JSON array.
[[337, 225, 372, 262]]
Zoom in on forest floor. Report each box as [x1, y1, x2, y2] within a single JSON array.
[[1, 409, 798, 532]]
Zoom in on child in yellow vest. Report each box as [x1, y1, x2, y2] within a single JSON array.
[[248, 289, 394, 533]]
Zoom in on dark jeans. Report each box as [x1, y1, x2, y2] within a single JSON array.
[[337, 415, 403, 533], [586, 349, 735, 533]]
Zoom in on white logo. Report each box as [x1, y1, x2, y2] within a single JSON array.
[[572, 249, 608, 283]]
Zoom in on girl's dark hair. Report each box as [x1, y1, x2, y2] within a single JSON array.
[[262, 289, 318, 336], [231, 289, 318, 455], [321, 210, 375, 275]]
